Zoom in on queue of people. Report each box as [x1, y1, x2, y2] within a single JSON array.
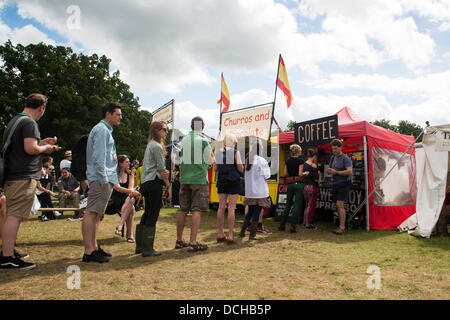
[[0, 94, 353, 270]]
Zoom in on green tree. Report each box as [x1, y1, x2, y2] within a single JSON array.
[[371, 118, 424, 142], [397, 120, 424, 141], [371, 119, 397, 132], [286, 120, 296, 131], [0, 41, 151, 165]]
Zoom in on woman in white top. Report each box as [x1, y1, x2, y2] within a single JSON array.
[[239, 139, 271, 240]]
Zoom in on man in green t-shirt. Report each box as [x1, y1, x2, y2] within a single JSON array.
[[176, 117, 215, 252]]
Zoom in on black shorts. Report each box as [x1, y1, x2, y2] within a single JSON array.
[[332, 181, 351, 202], [217, 179, 241, 195]]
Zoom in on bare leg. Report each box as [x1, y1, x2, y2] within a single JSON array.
[[82, 211, 97, 255], [217, 193, 227, 238], [227, 194, 238, 240], [124, 198, 135, 239], [94, 213, 102, 250], [118, 197, 134, 230], [126, 209, 134, 239], [0, 196, 6, 240], [1, 216, 21, 257], [176, 211, 187, 242], [189, 211, 201, 244], [336, 200, 346, 231]]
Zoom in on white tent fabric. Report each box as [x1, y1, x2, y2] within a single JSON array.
[[408, 126, 449, 237]]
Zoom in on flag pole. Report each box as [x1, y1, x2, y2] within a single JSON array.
[[270, 54, 281, 139], [170, 99, 175, 207], [219, 72, 223, 137]]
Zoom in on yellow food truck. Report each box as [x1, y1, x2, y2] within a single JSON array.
[[209, 135, 288, 215]]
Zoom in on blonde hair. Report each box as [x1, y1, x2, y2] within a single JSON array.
[[289, 144, 302, 157], [222, 133, 237, 149]]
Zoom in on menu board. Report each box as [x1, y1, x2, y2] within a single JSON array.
[[351, 159, 365, 188]]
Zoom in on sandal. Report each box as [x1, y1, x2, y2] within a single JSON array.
[[226, 238, 236, 245], [175, 240, 189, 249], [187, 242, 208, 252], [114, 227, 123, 237], [127, 237, 135, 243], [332, 228, 345, 235], [115, 226, 123, 236], [216, 236, 227, 243]]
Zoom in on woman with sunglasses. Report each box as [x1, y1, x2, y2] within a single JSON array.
[[135, 121, 171, 257], [106, 154, 139, 242]]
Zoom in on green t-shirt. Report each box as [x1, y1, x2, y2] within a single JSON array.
[[179, 131, 212, 185]]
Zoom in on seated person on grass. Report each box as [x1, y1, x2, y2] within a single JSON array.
[[36, 165, 61, 221], [58, 167, 80, 209]]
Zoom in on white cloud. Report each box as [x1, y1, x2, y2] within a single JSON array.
[[439, 22, 450, 31], [400, 0, 450, 24], [13, 0, 300, 94], [0, 22, 56, 45], [10, 0, 438, 96], [294, 0, 436, 70], [307, 71, 450, 99]]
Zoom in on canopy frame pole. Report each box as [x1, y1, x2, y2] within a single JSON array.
[[347, 130, 424, 226], [364, 135, 370, 231]]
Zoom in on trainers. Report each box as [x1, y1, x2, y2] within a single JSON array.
[[1, 250, 29, 260], [82, 250, 109, 263], [0, 256, 36, 270], [54, 211, 62, 217], [97, 246, 112, 258], [14, 250, 29, 259], [79, 198, 88, 209], [257, 226, 272, 234], [305, 225, 317, 230], [41, 215, 49, 222]]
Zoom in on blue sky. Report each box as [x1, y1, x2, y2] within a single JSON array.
[[1, 0, 450, 137]]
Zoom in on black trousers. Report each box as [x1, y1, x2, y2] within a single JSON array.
[[172, 181, 180, 206], [140, 179, 163, 227], [37, 192, 54, 218]]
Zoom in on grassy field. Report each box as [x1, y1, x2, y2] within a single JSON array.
[[0, 207, 449, 300]]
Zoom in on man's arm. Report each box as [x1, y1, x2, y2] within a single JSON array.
[[24, 138, 56, 155], [91, 129, 108, 185]]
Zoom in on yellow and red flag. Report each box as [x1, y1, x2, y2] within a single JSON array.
[[217, 73, 230, 113], [276, 55, 293, 108]]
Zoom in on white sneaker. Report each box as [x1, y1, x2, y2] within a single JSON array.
[[54, 211, 62, 217], [79, 198, 88, 209]]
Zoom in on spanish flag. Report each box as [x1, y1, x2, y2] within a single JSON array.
[[217, 73, 230, 113], [276, 55, 293, 108]]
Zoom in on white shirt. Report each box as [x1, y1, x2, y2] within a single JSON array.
[[244, 155, 271, 199]]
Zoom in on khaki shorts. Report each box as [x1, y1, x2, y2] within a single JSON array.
[[4, 179, 37, 218], [86, 181, 113, 214], [179, 184, 209, 213]]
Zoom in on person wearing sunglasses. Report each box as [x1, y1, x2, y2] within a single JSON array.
[[135, 121, 171, 257]]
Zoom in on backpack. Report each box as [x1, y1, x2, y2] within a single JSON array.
[[70, 134, 89, 181], [1, 116, 28, 187]]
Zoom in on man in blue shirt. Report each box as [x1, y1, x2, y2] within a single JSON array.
[[82, 102, 139, 263], [326, 139, 353, 235]]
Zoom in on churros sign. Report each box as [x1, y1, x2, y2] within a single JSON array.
[[152, 100, 174, 124], [220, 103, 274, 140]]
